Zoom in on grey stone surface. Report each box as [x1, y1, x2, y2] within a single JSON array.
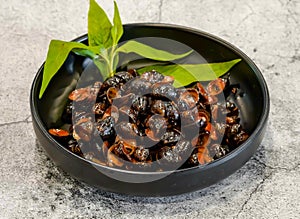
[[0, 0, 299, 218]]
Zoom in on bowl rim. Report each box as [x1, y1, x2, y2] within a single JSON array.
[[30, 22, 270, 176]]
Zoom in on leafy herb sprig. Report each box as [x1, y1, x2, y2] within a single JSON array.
[[39, 0, 241, 99]]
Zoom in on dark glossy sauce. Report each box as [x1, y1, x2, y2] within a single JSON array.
[[49, 69, 249, 171]]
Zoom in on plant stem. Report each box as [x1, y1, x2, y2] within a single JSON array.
[[108, 47, 116, 77]]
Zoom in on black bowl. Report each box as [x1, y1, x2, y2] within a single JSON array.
[[30, 23, 269, 196]]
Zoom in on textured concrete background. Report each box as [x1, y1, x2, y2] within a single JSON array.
[[0, 0, 299, 218]]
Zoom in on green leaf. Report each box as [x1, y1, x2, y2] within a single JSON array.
[[73, 49, 97, 59], [116, 40, 193, 61], [93, 58, 110, 79], [39, 40, 90, 99], [137, 59, 242, 87], [72, 45, 103, 58], [88, 0, 112, 48], [125, 59, 170, 70], [111, 1, 123, 46]]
